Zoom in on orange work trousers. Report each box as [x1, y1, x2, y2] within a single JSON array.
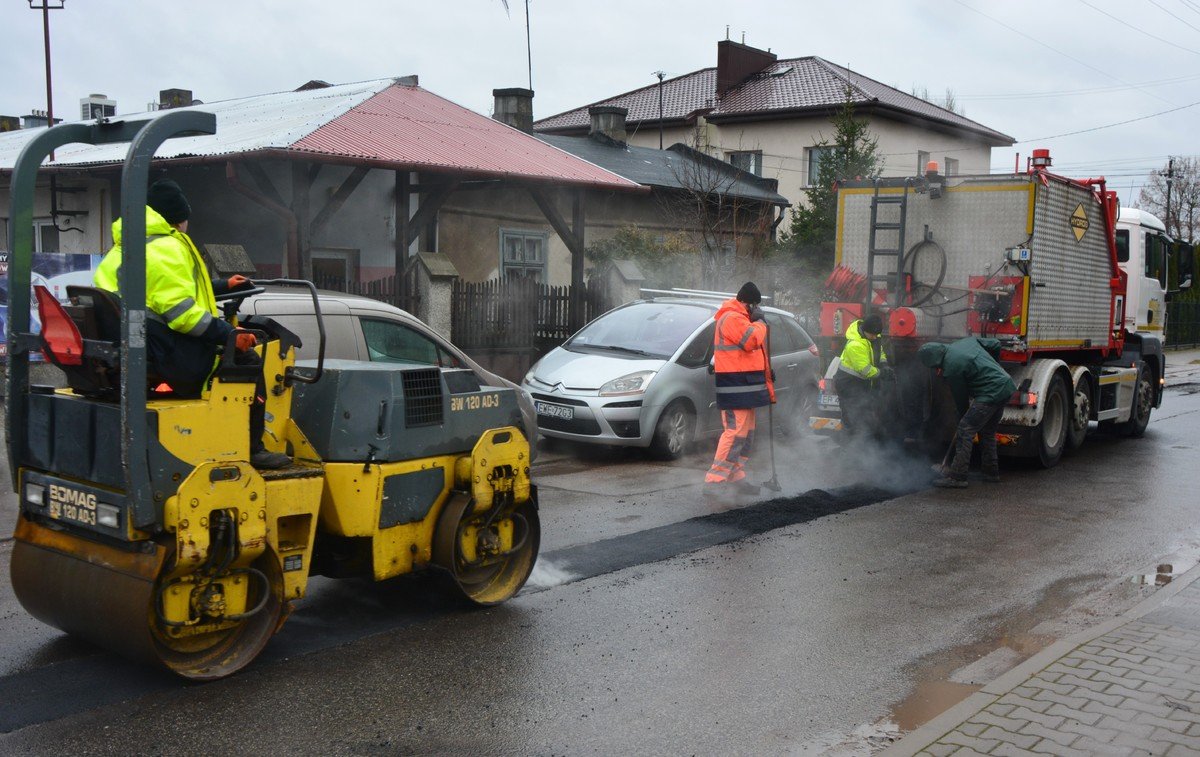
[[705, 408, 756, 483]]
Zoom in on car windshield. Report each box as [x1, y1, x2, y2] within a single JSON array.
[[567, 302, 710, 359]]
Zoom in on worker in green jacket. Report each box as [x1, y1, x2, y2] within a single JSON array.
[[917, 337, 1017, 488], [95, 180, 289, 469], [836, 313, 893, 438]]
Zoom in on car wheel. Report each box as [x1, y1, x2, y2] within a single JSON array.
[[1065, 375, 1091, 451], [649, 400, 695, 460], [1035, 374, 1069, 468], [1116, 363, 1153, 438]]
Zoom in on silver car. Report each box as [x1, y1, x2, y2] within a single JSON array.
[[238, 289, 539, 452], [520, 295, 820, 458]]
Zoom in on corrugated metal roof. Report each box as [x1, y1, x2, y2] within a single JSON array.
[[0, 78, 389, 168], [0, 78, 640, 190], [535, 57, 1013, 145], [537, 134, 788, 206]]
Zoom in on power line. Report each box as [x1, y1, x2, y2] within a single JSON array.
[[956, 72, 1200, 101], [1147, 0, 1200, 33], [1021, 99, 1200, 141], [1078, 0, 1200, 55], [952, 0, 1176, 106]]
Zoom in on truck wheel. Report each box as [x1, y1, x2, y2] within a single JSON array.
[[1117, 364, 1153, 438], [1035, 374, 1069, 468], [1066, 377, 1091, 451], [649, 400, 695, 460]]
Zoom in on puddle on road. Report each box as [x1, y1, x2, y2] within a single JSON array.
[[1130, 547, 1200, 587], [890, 679, 982, 732]]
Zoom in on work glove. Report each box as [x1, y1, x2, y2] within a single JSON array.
[[748, 305, 764, 323], [227, 274, 251, 290], [878, 366, 896, 382], [234, 329, 258, 352]]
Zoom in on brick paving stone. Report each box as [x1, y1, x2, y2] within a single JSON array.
[[946, 748, 991, 757], [1032, 689, 1093, 712], [1070, 736, 1131, 755], [979, 726, 1040, 750], [1021, 678, 1076, 697], [1067, 684, 1127, 708], [997, 695, 1053, 715], [942, 730, 1001, 753], [958, 721, 990, 738], [1085, 700, 1144, 723], [1017, 720, 1077, 748], [1114, 729, 1171, 751], [920, 743, 960, 756], [1153, 726, 1200, 749], [974, 710, 1025, 732], [1028, 742, 1096, 757], [1097, 714, 1156, 738], [1142, 681, 1195, 700], [1045, 704, 1104, 727], [1104, 683, 1150, 702], [1167, 744, 1200, 757], [1006, 706, 1065, 730], [1056, 718, 1119, 741], [990, 743, 1039, 757], [1134, 711, 1193, 733]]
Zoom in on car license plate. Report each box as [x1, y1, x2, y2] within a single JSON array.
[[535, 401, 574, 420], [818, 392, 840, 408]]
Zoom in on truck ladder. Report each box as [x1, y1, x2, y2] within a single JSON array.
[[865, 180, 912, 312]]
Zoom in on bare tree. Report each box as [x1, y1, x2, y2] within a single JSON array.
[[1139, 157, 1200, 244], [661, 146, 778, 290]]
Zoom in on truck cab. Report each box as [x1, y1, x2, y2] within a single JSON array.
[[1115, 207, 1194, 338]]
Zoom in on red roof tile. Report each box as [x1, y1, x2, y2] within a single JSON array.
[[291, 84, 641, 189]]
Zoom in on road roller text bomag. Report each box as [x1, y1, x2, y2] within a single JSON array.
[[5, 112, 540, 679]]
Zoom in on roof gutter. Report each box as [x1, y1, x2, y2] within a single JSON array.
[[225, 161, 300, 277]]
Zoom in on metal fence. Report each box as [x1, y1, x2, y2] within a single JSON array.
[[1167, 300, 1200, 348], [311, 267, 420, 314]]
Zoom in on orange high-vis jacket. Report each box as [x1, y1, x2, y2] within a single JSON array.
[[712, 298, 775, 408]]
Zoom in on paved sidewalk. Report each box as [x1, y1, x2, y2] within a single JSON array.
[[1166, 348, 1200, 385], [885, 565, 1200, 756]]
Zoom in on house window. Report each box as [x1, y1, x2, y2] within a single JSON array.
[[917, 150, 930, 174], [943, 157, 960, 176], [500, 229, 547, 281], [727, 150, 763, 177], [32, 219, 59, 253], [806, 146, 835, 187]]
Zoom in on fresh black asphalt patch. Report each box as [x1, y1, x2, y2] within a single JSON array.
[[0, 483, 911, 733]]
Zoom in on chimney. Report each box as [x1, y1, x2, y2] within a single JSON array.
[[588, 106, 628, 144], [492, 88, 534, 132], [159, 88, 194, 110], [716, 39, 777, 95]]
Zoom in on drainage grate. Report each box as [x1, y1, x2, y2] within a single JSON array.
[[402, 368, 444, 427]]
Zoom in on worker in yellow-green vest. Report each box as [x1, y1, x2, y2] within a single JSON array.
[[836, 313, 894, 439], [94, 179, 290, 469]]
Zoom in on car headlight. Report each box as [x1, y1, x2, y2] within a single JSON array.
[[599, 370, 656, 396], [522, 367, 538, 386]]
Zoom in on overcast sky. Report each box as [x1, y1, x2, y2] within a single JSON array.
[[2, 0, 1196, 205]]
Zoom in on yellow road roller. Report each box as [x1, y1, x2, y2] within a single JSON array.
[[6, 111, 539, 680]]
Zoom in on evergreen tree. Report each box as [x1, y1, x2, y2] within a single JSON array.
[[782, 86, 883, 270]]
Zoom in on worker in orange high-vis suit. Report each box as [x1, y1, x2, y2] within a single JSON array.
[[705, 282, 775, 491]]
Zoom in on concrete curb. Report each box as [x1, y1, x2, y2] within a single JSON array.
[[882, 561, 1200, 756]]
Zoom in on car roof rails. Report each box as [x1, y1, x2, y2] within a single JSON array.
[[639, 287, 771, 302]]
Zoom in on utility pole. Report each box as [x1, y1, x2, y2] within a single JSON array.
[[1165, 157, 1175, 238], [524, 0, 532, 90], [653, 71, 665, 149], [29, 2, 65, 139]]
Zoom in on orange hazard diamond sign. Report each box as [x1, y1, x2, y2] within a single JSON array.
[[1070, 203, 1089, 242]]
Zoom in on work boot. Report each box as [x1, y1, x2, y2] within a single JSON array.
[[251, 448, 291, 470], [932, 475, 968, 489], [930, 463, 949, 477], [734, 480, 760, 496]]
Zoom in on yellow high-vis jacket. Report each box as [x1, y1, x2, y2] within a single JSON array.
[[837, 319, 887, 380], [94, 207, 224, 340]]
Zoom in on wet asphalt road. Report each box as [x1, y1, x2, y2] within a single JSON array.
[[0, 370, 1197, 754]]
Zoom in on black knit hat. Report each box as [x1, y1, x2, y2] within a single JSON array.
[[861, 313, 884, 336], [736, 281, 762, 304], [147, 179, 191, 225]]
